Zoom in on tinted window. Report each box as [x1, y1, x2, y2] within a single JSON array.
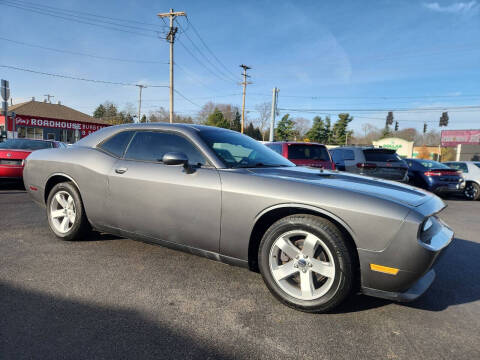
[[445, 162, 468, 173], [330, 149, 343, 163], [266, 143, 283, 155], [199, 129, 293, 168], [99, 131, 134, 157], [363, 149, 401, 162], [418, 160, 450, 169], [474, 162, 480, 169], [287, 144, 330, 161], [343, 150, 355, 160], [0, 139, 53, 150], [125, 131, 206, 166]]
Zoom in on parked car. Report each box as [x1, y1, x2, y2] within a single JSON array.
[[443, 161, 480, 200], [24, 123, 453, 313], [329, 146, 408, 181], [0, 138, 65, 180], [406, 159, 464, 197], [264, 142, 335, 169]]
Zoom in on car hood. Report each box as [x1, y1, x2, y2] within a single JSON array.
[[247, 166, 431, 207]]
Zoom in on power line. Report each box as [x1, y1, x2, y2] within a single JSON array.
[[278, 105, 480, 112], [0, 64, 168, 87], [173, 89, 202, 108], [0, 36, 168, 64], [0, 0, 165, 38], [176, 20, 236, 83], [185, 17, 238, 81], [278, 94, 480, 100]]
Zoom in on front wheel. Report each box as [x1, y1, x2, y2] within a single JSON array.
[[464, 182, 480, 201], [258, 215, 355, 313], [46, 182, 91, 240]]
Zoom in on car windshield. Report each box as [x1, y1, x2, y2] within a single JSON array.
[[288, 144, 330, 161], [363, 149, 402, 162], [0, 139, 53, 150], [475, 162, 480, 169], [199, 129, 295, 168], [418, 160, 450, 169]]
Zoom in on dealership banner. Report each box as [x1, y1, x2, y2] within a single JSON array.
[[441, 130, 480, 147], [12, 115, 108, 137]]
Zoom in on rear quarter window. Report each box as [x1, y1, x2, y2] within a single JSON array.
[[288, 144, 330, 161], [266, 143, 283, 155], [99, 131, 135, 158]]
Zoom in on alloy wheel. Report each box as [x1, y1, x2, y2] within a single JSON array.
[[268, 230, 335, 301], [50, 190, 76, 233]]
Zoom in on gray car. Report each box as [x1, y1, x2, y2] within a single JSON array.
[[23, 123, 453, 313], [330, 146, 409, 181]]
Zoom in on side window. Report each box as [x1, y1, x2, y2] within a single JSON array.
[[447, 162, 468, 173], [331, 150, 343, 163], [99, 131, 135, 158], [267, 144, 283, 155], [343, 150, 355, 160], [124, 131, 207, 166]]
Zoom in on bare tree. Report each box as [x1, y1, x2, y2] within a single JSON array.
[[253, 102, 271, 141], [293, 117, 311, 140], [197, 102, 240, 126]]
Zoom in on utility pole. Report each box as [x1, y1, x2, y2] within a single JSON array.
[[44, 94, 54, 103], [269, 87, 279, 142], [158, 9, 186, 123], [239, 64, 251, 133], [136, 84, 146, 123]]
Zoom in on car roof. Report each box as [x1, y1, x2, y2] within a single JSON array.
[[268, 141, 327, 146]]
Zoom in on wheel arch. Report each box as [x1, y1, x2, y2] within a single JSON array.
[[248, 204, 360, 275], [44, 173, 81, 204]]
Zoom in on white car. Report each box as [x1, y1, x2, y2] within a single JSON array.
[[443, 161, 480, 200]]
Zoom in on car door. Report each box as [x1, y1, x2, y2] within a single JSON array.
[[106, 130, 222, 253]]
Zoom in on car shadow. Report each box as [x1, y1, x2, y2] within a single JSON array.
[[333, 237, 480, 313], [0, 281, 230, 359], [0, 180, 26, 192], [81, 231, 123, 242]]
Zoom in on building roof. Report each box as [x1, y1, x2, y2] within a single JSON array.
[[9, 100, 109, 125]]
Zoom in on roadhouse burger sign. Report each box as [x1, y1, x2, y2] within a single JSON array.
[[15, 115, 108, 137]]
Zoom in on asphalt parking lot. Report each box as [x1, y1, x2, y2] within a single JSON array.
[[1, 183, 479, 360]]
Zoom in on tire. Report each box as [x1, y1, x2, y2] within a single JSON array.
[[258, 214, 355, 313], [464, 182, 480, 201], [46, 181, 91, 241]]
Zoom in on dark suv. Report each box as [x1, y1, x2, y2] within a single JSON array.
[[265, 142, 335, 169], [329, 146, 408, 181]]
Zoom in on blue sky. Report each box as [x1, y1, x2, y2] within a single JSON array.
[[0, 0, 479, 133]]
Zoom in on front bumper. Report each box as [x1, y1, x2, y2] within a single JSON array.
[[362, 268, 436, 302], [359, 199, 453, 301]]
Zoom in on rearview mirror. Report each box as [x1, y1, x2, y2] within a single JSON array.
[[162, 152, 188, 166]]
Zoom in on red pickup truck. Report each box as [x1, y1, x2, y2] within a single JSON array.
[[264, 141, 335, 169]]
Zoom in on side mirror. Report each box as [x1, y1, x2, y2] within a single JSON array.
[[162, 152, 188, 166], [162, 152, 195, 174]]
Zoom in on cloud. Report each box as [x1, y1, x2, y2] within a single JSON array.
[[423, 1, 479, 13]]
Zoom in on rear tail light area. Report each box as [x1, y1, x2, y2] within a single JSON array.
[[424, 170, 460, 176], [356, 162, 377, 169]]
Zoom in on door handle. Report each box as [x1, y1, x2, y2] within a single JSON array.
[[115, 167, 128, 174]]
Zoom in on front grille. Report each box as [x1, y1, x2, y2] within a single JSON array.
[[0, 159, 23, 165]]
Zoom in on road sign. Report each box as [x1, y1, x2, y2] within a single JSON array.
[[1, 79, 10, 101]]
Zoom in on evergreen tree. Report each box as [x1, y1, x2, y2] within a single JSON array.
[[231, 111, 241, 132], [93, 104, 106, 118], [245, 122, 255, 138], [275, 114, 296, 141], [140, 114, 147, 123], [205, 108, 230, 129], [306, 116, 325, 142], [331, 113, 353, 145]]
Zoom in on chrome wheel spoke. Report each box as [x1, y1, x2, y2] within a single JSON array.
[[67, 195, 74, 209], [276, 237, 300, 259], [310, 258, 335, 278], [272, 261, 298, 281], [55, 193, 68, 208], [302, 233, 318, 258], [300, 270, 315, 298], [60, 216, 70, 232], [51, 209, 65, 219]]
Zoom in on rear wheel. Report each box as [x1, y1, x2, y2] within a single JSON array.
[[258, 214, 355, 313], [464, 182, 480, 201], [46, 182, 91, 240]]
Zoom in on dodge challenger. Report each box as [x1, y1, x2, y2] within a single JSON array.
[[23, 123, 453, 312]]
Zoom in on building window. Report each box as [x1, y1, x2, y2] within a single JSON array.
[[61, 129, 75, 144], [18, 126, 43, 140], [47, 133, 56, 140]]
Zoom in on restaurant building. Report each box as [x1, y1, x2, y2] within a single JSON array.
[[0, 99, 109, 143]]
